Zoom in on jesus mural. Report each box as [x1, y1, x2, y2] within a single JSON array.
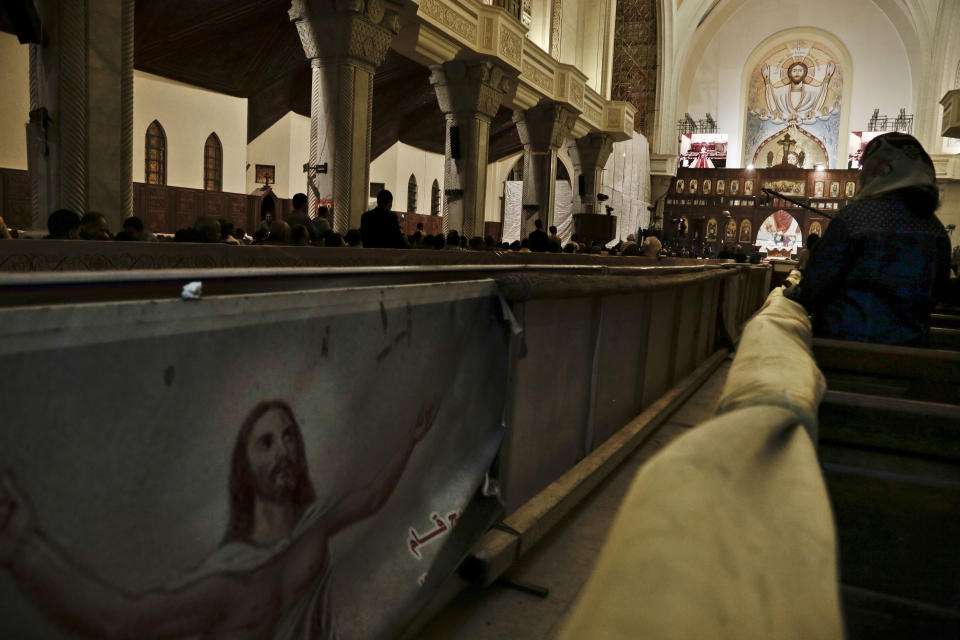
[[746, 39, 843, 170], [761, 60, 836, 123], [0, 399, 439, 639]]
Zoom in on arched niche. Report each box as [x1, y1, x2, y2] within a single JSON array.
[[738, 28, 853, 169], [752, 124, 829, 169]]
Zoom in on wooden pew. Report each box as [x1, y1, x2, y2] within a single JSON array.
[[815, 342, 960, 638], [813, 339, 960, 403]]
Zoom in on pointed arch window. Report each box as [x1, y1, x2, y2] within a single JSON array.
[[430, 179, 440, 216], [407, 174, 418, 213], [204, 132, 223, 192], [145, 120, 167, 185]]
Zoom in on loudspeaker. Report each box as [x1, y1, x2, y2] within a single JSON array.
[[578, 175, 585, 196], [449, 125, 461, 159]]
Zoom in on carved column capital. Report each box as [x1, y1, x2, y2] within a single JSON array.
[[290, 0, 399, 68], [513, 101, 579, 151], [430, 60, 517, 120], [574, 132, 615, 170]]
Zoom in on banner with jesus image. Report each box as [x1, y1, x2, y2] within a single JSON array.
[[0, 279, 509, 638]]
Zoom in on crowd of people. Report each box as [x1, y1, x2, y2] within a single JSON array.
[[2, 133, 957, 347], [0, 189, 668, 257]]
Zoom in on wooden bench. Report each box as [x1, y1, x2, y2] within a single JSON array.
[[814, 341, 960, 638]]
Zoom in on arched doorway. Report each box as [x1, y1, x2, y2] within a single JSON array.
[[259, 189, 279, 226]]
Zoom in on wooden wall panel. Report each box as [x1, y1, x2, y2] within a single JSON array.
[[484, 221, 503, 242], [398, 212, 443, 237], [174, 189, 199, 232], [0, 168, 32, 230], [130, 184, 286, 233], [202, 192, 225, 220]]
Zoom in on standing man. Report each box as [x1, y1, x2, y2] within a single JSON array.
[[528, 220, 549, 252], [361, 190, 406, 249], [285, 193, 320, 241]]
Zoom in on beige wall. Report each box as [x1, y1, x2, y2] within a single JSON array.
[[0, 33, 29, 170], [527, 0, 552, 53], [133, 71, 247, 193], [287, 114, 311, 198], [245, 112, 311, 199], [937, 180, 960, 242], [369, 142, 445, 214]]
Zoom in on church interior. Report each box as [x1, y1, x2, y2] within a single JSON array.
[[1, 1, 960, 638]]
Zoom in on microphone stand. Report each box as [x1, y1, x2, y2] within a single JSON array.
[[760, 188, 835, 220]]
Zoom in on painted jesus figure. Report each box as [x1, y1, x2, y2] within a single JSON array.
[[761, 60, 836, 122], [0, 398, 438, 639]]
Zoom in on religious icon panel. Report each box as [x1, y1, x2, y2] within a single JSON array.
[[716, 179, 725, 195], [814, 181, 824, 197], [845, 181, 856, 197], [676, 179, 685, 193], [724, 219, 737, 242], [706, 218, 718, 240], [739, 218, 753, 244], [730, 180, 739, 195], [744, 180, 754, 196], [829, 181, 840, 197], [809, 221, 823, 237], [703, 179, 712, 195], [690, 179, 699, 194]]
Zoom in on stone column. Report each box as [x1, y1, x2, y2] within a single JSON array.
[[573, 132, 614, 213], [430, 60, 515, 238], [290, 0, 398, 232], [513, 102, 578, 235], [27, 0, 133, 231]]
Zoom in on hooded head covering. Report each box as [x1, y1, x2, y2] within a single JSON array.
[[854, 132, 936, 203]]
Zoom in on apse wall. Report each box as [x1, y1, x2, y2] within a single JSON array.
[[0, 33, 29, 171], [133, 71, 247, 193], [683, 0, 912, 167]]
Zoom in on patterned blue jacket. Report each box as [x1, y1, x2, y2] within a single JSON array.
[[784, 189, 951, 346]]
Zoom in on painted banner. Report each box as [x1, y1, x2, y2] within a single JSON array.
[[0, 279, 509, 638]]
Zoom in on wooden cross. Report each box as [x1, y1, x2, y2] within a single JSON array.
[[778, 133, 797, 164]]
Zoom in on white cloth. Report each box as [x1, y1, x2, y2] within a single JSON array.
[[502, 181, 523, 243], [553, 181, 574, 244]]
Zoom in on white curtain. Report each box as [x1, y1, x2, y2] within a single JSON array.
[[554, 180, 574, 244], [502, 181, 523, 243]]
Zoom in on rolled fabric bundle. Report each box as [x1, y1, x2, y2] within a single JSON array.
[[556, 406, 843, 640], [557, 276, 840, 640], [716, 284, 826, 440]]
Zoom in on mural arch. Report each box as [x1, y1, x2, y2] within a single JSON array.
[[752, 124, 829, 169], [740, 28, 853, 169]]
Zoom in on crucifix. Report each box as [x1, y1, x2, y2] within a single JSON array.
[[777, 133, 797, 165]]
